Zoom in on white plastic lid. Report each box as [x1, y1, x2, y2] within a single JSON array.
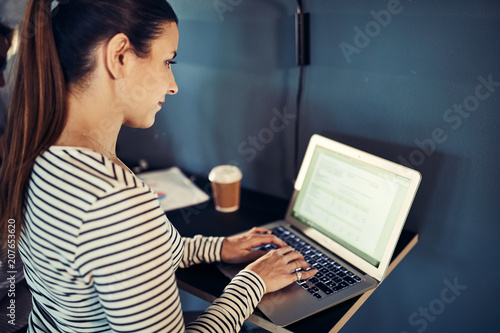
[[208, 165, 242, 184]]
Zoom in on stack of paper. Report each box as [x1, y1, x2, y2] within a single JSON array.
[[137, 167, 210, 212]]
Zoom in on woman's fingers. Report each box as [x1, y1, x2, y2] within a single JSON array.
[[241, 233, 287, 250], [256, 234, 287, 248], [249, 227, 272, 234], [278, 247, 304, 262], [302, 267, 318, 278], [292, 260, 309, 272], [271, 247, 311, 274], [246, 247, 318, 293], [275, 246, 295, 256], [247, 227, 289, 248]]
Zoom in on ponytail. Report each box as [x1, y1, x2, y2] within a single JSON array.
[[0, 0, 67, 245], [0, 0, 178, 246]]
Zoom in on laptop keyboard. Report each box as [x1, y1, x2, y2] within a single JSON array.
[[268, 225, 363, 300]]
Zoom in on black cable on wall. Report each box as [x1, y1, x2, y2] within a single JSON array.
[[294, 0, 309, 176]]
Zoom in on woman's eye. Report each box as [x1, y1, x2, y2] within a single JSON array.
[[165, 60, 177, 69]]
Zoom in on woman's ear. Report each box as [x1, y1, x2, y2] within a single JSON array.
[[105, 33, 132, 80]]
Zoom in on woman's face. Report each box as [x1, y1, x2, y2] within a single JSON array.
[[120, 22, 179, 128]]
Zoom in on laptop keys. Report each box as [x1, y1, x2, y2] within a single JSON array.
[[271, 226, 362, 300], [315, 282, 334, 295], [343, 276, 357, 285], [312, 293, 322, 299], [306, 287, 322, 299], [332, 282, 350, 292]]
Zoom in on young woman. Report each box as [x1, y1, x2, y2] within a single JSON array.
[[0, 1, 316, 332]]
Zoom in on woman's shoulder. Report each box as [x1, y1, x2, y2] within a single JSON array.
[[25, 146, 164, 243], [36, 146, 146, 198]]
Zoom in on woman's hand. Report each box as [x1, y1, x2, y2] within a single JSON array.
[[245, 246, 317, 294], [221, 227, 287, 264], [221, 227, 318, 294]]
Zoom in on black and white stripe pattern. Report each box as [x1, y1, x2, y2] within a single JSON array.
[[19, 147, 265, 332]]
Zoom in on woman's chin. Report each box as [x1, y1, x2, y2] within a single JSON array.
[[123, 117, 156, 129]]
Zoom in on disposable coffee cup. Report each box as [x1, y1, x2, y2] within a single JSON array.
[[209, 165, 242, 213]]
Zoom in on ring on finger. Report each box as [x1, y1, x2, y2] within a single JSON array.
[[295, 270, 302, 281]]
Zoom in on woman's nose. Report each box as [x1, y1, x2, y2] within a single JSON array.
[[166, 72, 178, 95]]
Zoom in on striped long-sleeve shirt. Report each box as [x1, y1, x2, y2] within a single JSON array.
[[19, 146, 265, 332]]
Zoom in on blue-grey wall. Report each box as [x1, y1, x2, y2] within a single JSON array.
[[1, 0, 497, 331], [118, 0, 499, 332]]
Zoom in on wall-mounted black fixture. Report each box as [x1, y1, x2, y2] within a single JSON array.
[[294, 0, 309, 175], [295, 0, 310, 66]]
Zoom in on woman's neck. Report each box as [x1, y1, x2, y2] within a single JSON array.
[[55, 87, 124, 161]]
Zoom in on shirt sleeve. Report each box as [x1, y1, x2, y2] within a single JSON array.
[[180, 235, 224, 268], [179, 236, 266, 332], [185, 269, 266, 333]]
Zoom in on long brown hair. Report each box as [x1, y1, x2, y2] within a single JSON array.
[[0, 0, 66, 245], [0, 0, 178, 245]]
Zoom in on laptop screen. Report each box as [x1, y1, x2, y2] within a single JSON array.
[[291, 146, 412, 268]]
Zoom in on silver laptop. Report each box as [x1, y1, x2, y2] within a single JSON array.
[[217, 134, 421, 327]]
